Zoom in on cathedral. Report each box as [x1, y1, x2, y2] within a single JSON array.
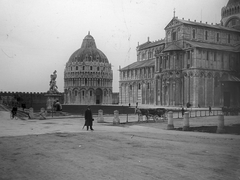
[[64, 32, 113, 105], [119, 0, 240, 108]]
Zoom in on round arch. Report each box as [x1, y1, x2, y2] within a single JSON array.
[[95, 88, 103, 104]]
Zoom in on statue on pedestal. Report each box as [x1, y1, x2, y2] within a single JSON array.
[[45, 70, 62, 114], [48, 70, 59, 93]]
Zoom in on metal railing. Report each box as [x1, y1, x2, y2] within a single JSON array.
[[175, 110, 223, 119]]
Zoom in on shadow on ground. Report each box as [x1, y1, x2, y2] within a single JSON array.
[[175, 124, 240, 135], [107, 120, 240, 135]]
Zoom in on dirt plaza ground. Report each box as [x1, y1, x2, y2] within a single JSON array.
[[0, 110, 240, 180]]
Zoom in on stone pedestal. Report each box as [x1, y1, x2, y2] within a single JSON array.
[[167, 111, 174, 130], [113, 110, 120, 125], [216, 114, 225, 134], [183, 112, 190, 131], [97, 109, 104, 123], [45, 93, 62, 112], [138, 114, 143, 121]]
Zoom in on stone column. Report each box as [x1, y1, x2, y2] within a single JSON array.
[[183, 112, 190, 131], [216, 113, 225, 133], [167, 111, 174, 130], [113, 110, 120, 125], [162, 83, 165, 105], [29, 108, 34, 119], [97, 109, 104, 123], [39, 108, 46, 120], [173, 81, 176, 106]]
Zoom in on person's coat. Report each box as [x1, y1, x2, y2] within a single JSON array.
[[84, 109, 93, 126]]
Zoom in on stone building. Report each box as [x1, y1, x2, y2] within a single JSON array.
[[119, 0, 240, 108], [119, 39, 165, 105], [64, 32, 113, 105]]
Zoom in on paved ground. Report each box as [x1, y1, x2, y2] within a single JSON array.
[[0, 110, 240, 180], [0, 110, 239, 137]]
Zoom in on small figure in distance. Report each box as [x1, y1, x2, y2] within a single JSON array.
[[21, 103, 26, 111], [135, 102, 138, 114], [11, 105, 18, 119], [84, 106, 94, 131], [55, 100, 62, 111], [209, 106, 212, 114], [181, 106, 185, 117], [186, 102, 191, 108]]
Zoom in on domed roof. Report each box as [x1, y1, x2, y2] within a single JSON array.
[[68, 32, 109, 64], [227, 0, 240, 6]]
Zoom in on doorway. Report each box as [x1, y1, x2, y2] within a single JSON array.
[[223, 92, 230, 107], [96, 88, 103, 104]]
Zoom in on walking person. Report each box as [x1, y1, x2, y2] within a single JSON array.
[[11, 105, 18, 119], [181, 107, 185, 118], [209, 106, 212, 114], [84, 106, 94, 131]]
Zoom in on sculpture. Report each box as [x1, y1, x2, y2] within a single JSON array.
[[48, 70, 59, 93]]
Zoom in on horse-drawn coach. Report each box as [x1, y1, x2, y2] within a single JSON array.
[[135, 108, 167, 121]]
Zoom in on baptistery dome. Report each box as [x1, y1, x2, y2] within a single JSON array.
[[68, 33, 109, 64], [64, 32, 113, 105]]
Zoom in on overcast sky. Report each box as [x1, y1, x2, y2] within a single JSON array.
[[0, 0, 227, 93]]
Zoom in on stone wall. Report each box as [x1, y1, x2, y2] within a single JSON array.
[[0, 91, 64, 111]]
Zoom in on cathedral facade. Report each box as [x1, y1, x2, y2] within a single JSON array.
[[64, 32, 113, 105], [119, 0, 240, 108]]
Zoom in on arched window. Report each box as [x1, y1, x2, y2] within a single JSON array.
[[129, 85, 132, 90], [205, 31, 208, 40], [192, 29, 196, 39], [216, 33, 220, 42], [172, 30, 177, 41]]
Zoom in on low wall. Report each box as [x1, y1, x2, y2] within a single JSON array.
[[62, 105, 135, 115], [0, 91, 64, 112]]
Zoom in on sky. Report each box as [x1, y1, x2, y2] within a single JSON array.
[[0, 0, 227, 93]]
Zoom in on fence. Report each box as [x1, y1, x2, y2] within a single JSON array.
[[117, 108, 240, 124], [175, 109, 222, 119]]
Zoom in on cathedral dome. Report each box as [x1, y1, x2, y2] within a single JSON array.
[[221, 0, 240, 29], [227, 0, 240, 6], [68, 32, 109, 64]]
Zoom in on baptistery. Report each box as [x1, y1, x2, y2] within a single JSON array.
[[64, 32, 113, 105]]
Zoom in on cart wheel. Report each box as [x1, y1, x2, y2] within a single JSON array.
[[153, 115, 159, 121]]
